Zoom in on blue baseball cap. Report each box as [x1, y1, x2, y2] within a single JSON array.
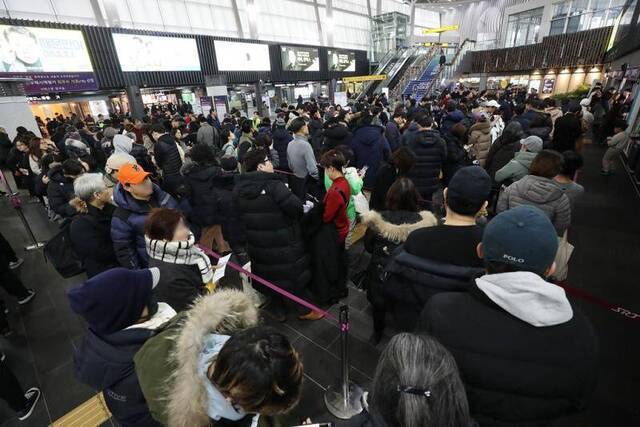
[[483, 206, 558, 275]]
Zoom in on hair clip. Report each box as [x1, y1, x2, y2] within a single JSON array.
[[397, 385, 431, 397]]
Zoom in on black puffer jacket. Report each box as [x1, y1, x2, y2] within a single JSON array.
[[153, 134, 183, 176], [271, 127, 292, 172], [419, 282, 598, 426], [69, 204, 118, 278], [406, 129, 447, 202], [233, 172, 310, 291], [181, 161, 226, 227], [47, 165, 77, 218], [382, 247, 484, 331], [362, 210, 437, 311], [148, 258, 205, 312]]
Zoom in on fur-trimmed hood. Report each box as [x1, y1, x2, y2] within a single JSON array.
[[361, 210, 438, 243], [166, 289, 259, 427]]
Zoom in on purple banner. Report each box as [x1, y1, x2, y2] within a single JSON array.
[[0, 72, 98, 94]]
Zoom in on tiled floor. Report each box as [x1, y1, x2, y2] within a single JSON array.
[[0, 143, 639, 426]]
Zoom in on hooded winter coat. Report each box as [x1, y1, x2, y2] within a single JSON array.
[[494, 151, 537, 184], [233, 172, 310, 291], [418, 273, 598, 426], [350, 124, 390, 188], [497, 175, 571, 235], [362, 210, 438, 307], [134, 290, 266, 427], [74, 305, 176, 427], [405, 129, 447, 202], [468, 120, 492, 166], [47, 166, 77, 218], [111, 183, 179, 269]]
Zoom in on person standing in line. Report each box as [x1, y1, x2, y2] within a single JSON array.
[[196, 115, 219, 148], [111, 163, 179, 269], [69, 173, 118, 278], [353, 333, 470, 427], [286, 117, 319, 199], [418, 206, 598, 426], [150, 124, 184, 197], [234, 149, 319, 322], [601, 119, 629, 175]]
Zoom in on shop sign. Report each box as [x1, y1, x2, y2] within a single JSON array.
[[343, 74, 386, 83], [200, 96, 213, 116], [422, 25, 459, 34], [4, 71, 98, 94]]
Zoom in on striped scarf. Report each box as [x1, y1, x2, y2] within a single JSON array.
[[145, 233, 213, 284]]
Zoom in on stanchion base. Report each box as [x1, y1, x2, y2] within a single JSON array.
[[324, 382, 364, 419], [25, 242, 45, 251]]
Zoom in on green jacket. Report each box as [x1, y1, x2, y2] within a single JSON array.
[[135, 289, 271, 427], [495, 151, 537, 184], [324, 167, 363, 222]]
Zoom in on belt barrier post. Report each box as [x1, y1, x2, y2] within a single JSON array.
[[324, 305, 363, 419]]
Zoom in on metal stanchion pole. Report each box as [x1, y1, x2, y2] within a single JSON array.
[[0, 170, 45, 251], [324, 305, 363, 419]]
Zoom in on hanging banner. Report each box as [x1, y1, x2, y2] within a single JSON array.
[[213, 95, 228, 117], [199, 96, 213, 116], [343, 74, 386, 83]]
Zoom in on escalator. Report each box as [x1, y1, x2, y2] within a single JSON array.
[[357, 47, 410, 101]]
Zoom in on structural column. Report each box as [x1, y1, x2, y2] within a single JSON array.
[[126, 85, 146, 119]]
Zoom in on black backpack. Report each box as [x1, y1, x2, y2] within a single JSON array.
[[44, 222, 84, 278]]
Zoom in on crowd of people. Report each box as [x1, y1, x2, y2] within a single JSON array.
[[0, 79, 631, 425]]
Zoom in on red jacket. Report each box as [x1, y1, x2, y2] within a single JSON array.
[[323, 176, 351, 243]]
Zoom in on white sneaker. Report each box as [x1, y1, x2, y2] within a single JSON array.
[[9, 258, 24, 270], [17, 387, 40, 421], [17, 290, 36, 305]]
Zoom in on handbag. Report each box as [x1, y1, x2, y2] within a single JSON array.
[[353, 191, 370, 215], [43, 223, 85, 278], [552, 231, 574, 281]]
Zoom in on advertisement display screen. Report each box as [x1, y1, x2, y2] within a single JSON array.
[[214, 40, 270, 71], [281, 46, 319, 72], [328, 49, 356, 72], [113, 34, 201, 72], [0, 25, 97, 93]]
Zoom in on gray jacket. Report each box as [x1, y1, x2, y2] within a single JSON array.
[[196, 122, 218, 147], [495, 151, 537, 184], [497, 175, 571, 235], [287, 135, 319, 179]]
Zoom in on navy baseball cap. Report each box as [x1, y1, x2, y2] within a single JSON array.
[[483, 206, 558, 275], [447, 166, 492, 214]]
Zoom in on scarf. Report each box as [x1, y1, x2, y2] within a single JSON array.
[[145, 233, 214, 284]]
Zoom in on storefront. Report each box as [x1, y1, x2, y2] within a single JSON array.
[[28, 94, 112, 122], [480, 66, 605, 97]]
